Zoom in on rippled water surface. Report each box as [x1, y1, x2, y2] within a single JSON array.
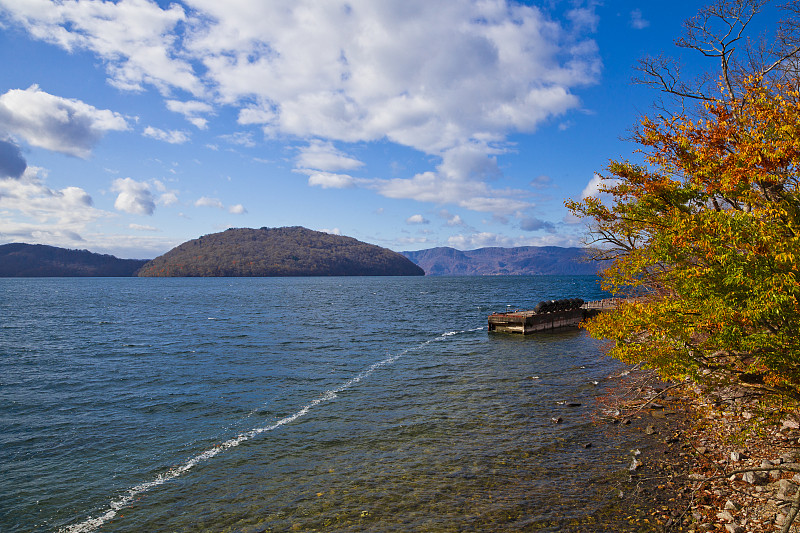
[[2, 276, 644, 532]]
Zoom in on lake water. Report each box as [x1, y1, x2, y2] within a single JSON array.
[[2, 276, 648, 532]]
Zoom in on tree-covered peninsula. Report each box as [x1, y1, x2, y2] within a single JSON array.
[[137, 226, 424, 277]]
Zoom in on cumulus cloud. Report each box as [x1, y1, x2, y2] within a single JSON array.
[[321, 227, 341, 235], [439, 209, 467, 227], [158, 191, 179, 206], [305, 171, 357, 189], [370, 142, 531, 214], [406, 214, 429, 225], [0, 138, 27, 178], [0, 166, 102, 245], [237, 105, 277, 126], [0, 0, 199, 95], [112, 177, 156, 215], [150, 179, 180, 206], [0, 85, 129, 158], [630, 9, 650, 29], [581, 173, 619, 199], [296, 141, 364, 172], [185, 1, 598, 152], [0, 167, 177, 256], [166, 99, 212, 129], [143, 126, 190, 144], [194, 196, 246, 214], [195, 196, 224, 209], [0, 0, 602, 216]]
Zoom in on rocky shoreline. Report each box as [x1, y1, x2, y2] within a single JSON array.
[[589, 377, 800, 532]]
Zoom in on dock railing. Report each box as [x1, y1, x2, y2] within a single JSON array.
[[581, 298, 623, 311]]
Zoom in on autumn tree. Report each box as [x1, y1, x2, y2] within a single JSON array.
[[567, 0, 800, 407]]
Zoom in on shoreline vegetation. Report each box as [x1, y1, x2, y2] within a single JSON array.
[[565, 0, 800, 530]]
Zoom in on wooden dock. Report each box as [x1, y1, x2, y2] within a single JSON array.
[[487, 298, 620, 335]]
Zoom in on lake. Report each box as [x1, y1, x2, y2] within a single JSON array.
[[1, 276, 649, 532]]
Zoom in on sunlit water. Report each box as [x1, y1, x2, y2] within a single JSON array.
[[1, 276, 647, 532]]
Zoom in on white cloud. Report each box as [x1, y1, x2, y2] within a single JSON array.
[[129, 223, 158, 231], [296, 140, 364, 172], [395, 236, 432, 246], [305, 171, 356, 189], [158, 191, 179, 206], [630, 9, 650, 30], [186, 1, 598, 153], [439, 209, 467, 227], [219, 131, 255, 148], [112, 177, 155, 215], [143, 126, 190, 144], [195, 196, 224, 209], [0, 0, 602, 216], [0, 0, 200, 95], [447, 214, 464, 226], [151, 180, 180, 206], [367, 142, 532, 214], [448, 230, 581, 249], [448, 232, 513, 249], [0, 166, 104, 245], [166, 100, 211, 115], [581, 173, 619, 199], [0, 166, 95, 220], [0, 85, 129, 158], [166, 99, 212, 129], [567, 7, 599, 33], [237, 105, 277, 126], [406, 214, 429, 225], [321, 227, 341, 235], [192, 196, 246, 214]]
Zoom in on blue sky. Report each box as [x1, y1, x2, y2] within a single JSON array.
[[0, 0, 761, 258]]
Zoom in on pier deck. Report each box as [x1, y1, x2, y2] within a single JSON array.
[[487, 298, 620, 335]]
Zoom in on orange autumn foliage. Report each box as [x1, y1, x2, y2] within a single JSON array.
[[567, 79, 800, 404]]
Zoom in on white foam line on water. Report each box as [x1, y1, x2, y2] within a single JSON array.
[[60, 327, 477, 533]]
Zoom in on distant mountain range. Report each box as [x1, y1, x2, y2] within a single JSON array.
[[0, 243, 148, 277], [0, 235, 603, 277], [401, 246, 603, 275]]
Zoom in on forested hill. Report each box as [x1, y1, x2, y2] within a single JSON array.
[[0, 243, 148, 277], [137, 226, 424, 277], [401, 246, 602, 275]]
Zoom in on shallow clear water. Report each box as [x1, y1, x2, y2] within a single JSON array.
[[1, 276, 642, 532]]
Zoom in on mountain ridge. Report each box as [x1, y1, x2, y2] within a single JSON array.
[[401, 246, 602, 275], [0, 238, 603, 277]]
